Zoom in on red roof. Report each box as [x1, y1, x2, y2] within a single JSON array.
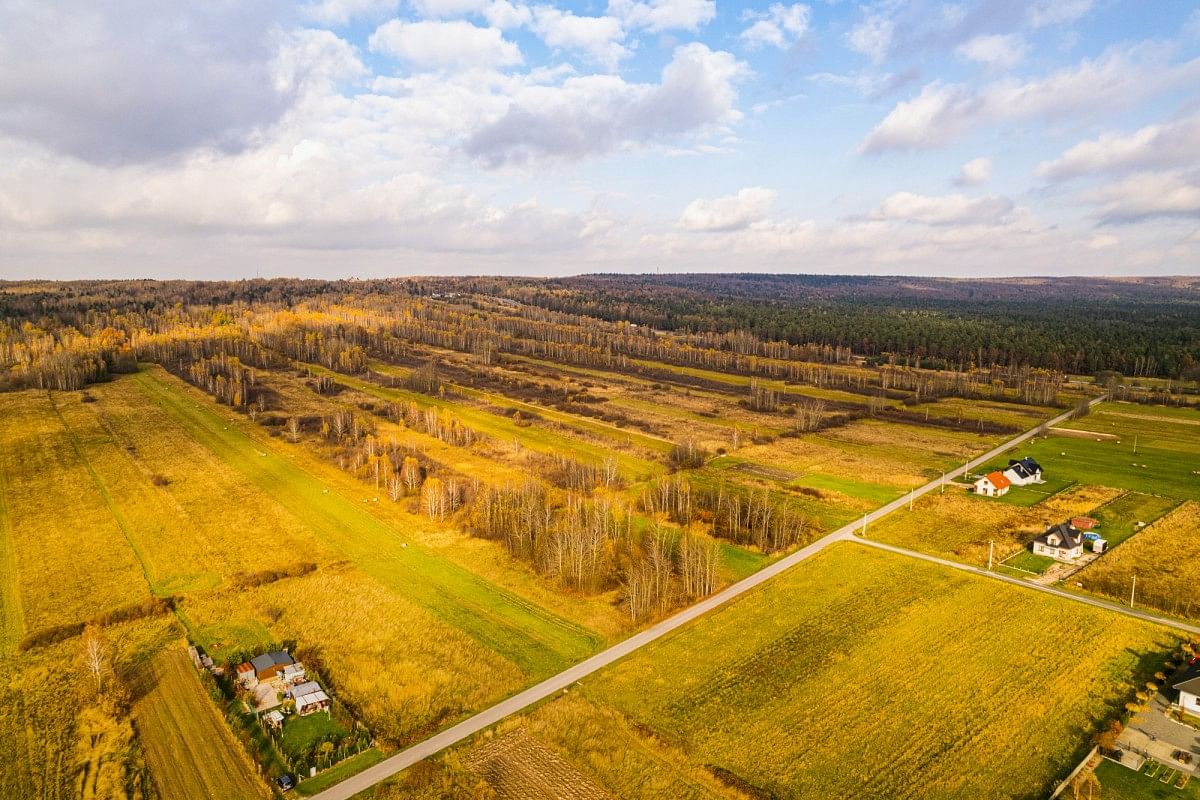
[[984, 471, 1011, 490], [236, 662, 254, 673], [1072, 516, 1098, 530]]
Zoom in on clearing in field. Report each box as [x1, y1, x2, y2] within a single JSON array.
[[132, 647, 269, 800], [470, 543, 1177, 800]]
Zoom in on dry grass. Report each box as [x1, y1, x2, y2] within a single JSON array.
[[181, 565, 526, 747], [462, 729, 613, 800], [132, 647, 270, 800], [871, 484, 1123, 564], [1075, 501, 1200, 619]]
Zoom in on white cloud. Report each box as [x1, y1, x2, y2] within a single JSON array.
[[369, 19, 522, 70], [531, 7, 628, 70], [955, 157, 992, 186], [678, 187, 777, 231], [608, 0, 716, 33], [862, 46, 1200, 153], [740, 4, 811, 49], [1027, 0, 1094, 28], [1037, 115, 1200, 180], [300, 0, 399, 25], [846, 12, 894, 64], [1088, 233, 1119, 249], [956, 34, 1029, 69], [1084, 171, 1200, 223], [465, 43, 746, 165], [873, 192, 1015, 225], [483, 0, 532, 29]]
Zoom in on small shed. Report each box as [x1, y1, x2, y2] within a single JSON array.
[[236, 662, 258, 688], [264, 710, 285, 730], [280, 663, 306, 684]]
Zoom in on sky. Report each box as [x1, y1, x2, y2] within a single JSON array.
[[0, 0, 1198, 280]]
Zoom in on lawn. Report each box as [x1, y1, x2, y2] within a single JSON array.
[[132, 647, 270, 800], [1002, 550, 1057, 574], [574, 543, 1178, 799], [1094, 759, 1200, 799], [1092, 493, 1183, 548], [279, 711, 347, 761]]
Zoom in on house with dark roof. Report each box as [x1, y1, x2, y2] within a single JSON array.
[[1175, 668, 1200, 719], [250, 651, 294, 681], [1004, 457, 1044, 486], [1032, 522, 1085, 561], [974, 471, 1011, 497]]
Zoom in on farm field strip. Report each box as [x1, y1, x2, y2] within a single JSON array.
[[0, 457, 22, 653], [368, 360, 677, 453], [304, 363, 662, 480], [0, 391, 149, 634], [132, 367, 603, 677], [133, 648, 270, 800], [584, 543, 1179, 799]]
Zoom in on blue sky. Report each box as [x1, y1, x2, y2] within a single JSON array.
[[0, 0, 1198, 278]]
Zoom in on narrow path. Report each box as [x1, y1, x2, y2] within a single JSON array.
[[311, 396, 1121, 799]]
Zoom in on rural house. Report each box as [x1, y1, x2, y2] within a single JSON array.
[[294, 688, 332, 716], [1032, 522, 1085, 561], [251, 651, 294, 681], [1175, 669, 1200, 718], [974, 471, 1011, 497], [287, 680, 322, 700], [235, 661, 258, 689], [1003, 457, 1043, 486], [280, 662, 306, 684]]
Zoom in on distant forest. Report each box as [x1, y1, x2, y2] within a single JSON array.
[[2, 274, 1198, 382], [439, 274, 1200, 380]]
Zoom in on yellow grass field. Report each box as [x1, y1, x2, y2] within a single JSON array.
[[463, 544, 1177, 800], [1075, 501, 1200, 620], [132, 647, 270, 800]]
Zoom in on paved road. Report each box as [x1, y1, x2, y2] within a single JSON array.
[[310, 396, 1125, 800]]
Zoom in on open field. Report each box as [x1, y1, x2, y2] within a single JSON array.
[[432, 543, 1178, 800], [1075, 502, 1200, 620], [132, 647, 270, 800]]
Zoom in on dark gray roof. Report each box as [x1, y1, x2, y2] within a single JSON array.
[[269, 651, 293, 666], [1034, 522, 1083, 550], [1175, 666, 1200, 695], [250, 654, 274, 671]]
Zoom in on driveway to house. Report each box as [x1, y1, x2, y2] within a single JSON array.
[[309, 395, 1131, 800]]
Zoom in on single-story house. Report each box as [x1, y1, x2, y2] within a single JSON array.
[[251, 651, 294, 681], [235, 662, 258, 689], [294, 689, 331, 717], [1175, 669, 1200, 718], [1032, 522, 1085, 561], [280, 663, 306, 684], [974, 471, 1012, 497], [287, 681, 322, 700], [1004, 457, 1044, 486]]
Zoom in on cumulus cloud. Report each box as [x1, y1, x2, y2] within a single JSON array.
[[369, 19, 523, 70], [1084, 171, 1200, 223], [0, 1, 296, 165], [1037, 115, 1200, 180], [531, 7, 628, 70], [955, 157, 993, 186], [956, 34, 1028, 69], [740, 4, 811, 49], [608, 0, 716, 33], [464, 43, 746, 166], [484, 0, 532, 29], [678, 187, 777, 231], [872, 192, 1014, 225], [862, 45, 1200, 153]]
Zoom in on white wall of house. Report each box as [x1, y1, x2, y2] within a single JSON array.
[[1182, 690, 1200, 714]]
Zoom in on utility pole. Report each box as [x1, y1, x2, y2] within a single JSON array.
[[941, 471, 945, 494], [861, 514, 868, 537], [1133, 435, 1138, 455], [1130, 574, 1137, 609], [988, 540, 994, 571], [909, 489, 914, 511]]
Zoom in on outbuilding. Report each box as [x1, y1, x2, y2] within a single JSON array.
[[251, 651, 294, 681]]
